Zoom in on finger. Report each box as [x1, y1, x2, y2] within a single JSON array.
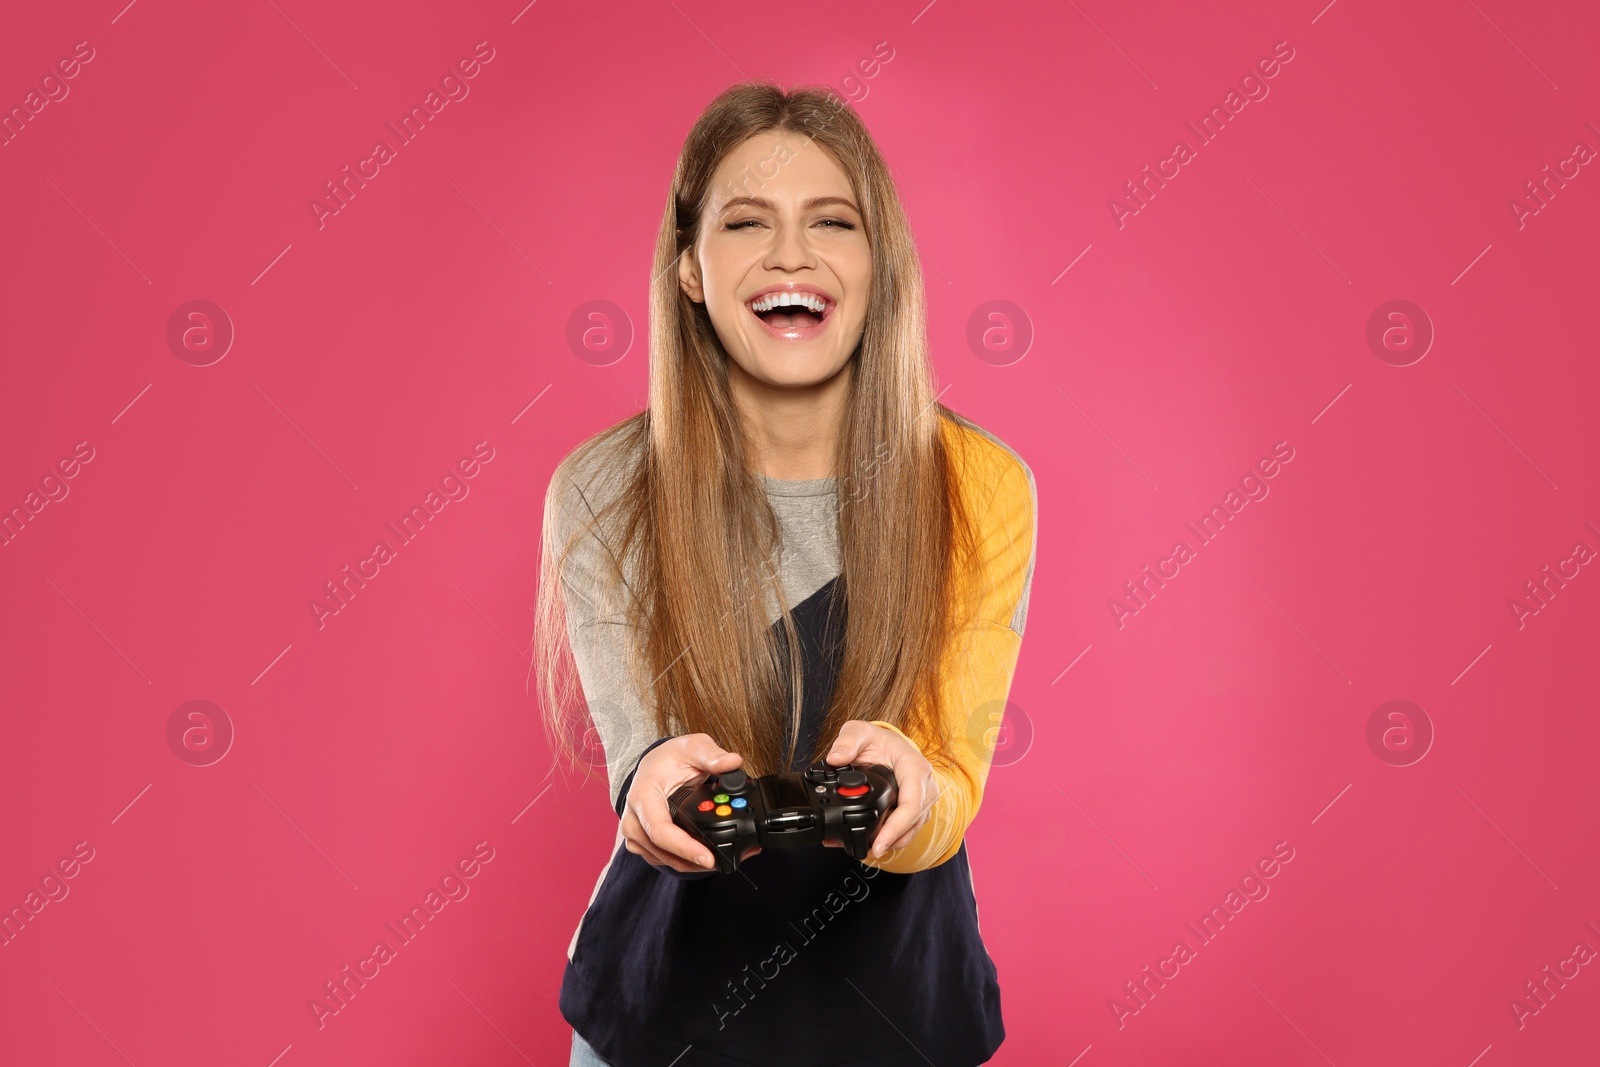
[[825, 722, 870, 766], [623, 833, 669, 865], [870, 772, 924, 857], [679, 733, 743, 774], [885, 768, 940, 850], [621, 814, 675, 867], [628, 834, 704, 873], [646, 843, 706, 874], [634, 790, 718, 869], [619, 807, 651, 853], [872, 807, 912, 857], [887, 812, 931, 851], [623, 809, 710, 872]]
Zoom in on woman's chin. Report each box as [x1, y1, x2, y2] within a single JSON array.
[[733, 354, 852, 391]]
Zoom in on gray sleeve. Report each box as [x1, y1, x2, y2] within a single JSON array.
[[551, 457, 664, 813]]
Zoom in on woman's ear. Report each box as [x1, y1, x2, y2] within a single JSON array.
[[677, 251, 704, 304]]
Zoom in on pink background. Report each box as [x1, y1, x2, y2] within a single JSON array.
[[3, 0, 1598, 1064]]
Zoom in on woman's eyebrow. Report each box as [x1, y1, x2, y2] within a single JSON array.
[[719, 195, 860, 213]]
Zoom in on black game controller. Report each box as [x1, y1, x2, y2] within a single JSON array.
[[669, 762, 899, 873]]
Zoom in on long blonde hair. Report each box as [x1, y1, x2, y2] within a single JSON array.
[[532, 80, 988, 780]]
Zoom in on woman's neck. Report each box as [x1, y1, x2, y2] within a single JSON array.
[[730, 361, 852, 481]]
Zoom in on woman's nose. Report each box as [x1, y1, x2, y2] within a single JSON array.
[[765, 221, 816, 267]]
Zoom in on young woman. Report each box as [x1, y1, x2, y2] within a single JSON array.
[[533, 81, 1037, 1067]]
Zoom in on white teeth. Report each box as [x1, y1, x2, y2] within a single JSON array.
[[747, 291, 829, 314]]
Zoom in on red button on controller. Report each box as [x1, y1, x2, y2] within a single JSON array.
[[837, 784, 869, 797], [697, 800, 715, 811]]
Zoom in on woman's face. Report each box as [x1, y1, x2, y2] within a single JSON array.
[[679, 133, 872, 392]]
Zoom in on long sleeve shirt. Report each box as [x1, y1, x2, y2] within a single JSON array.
[[550, 412, 1037, 1067]]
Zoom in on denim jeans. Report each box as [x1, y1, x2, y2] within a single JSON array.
[[570, 1029, 613, 1067]]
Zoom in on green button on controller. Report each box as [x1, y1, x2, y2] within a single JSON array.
[[713, 793, 730, 804]]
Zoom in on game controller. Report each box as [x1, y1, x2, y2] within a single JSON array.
[[668, 762, 899, 873]]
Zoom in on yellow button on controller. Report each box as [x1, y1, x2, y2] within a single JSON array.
[[715, 804, 733, 816]]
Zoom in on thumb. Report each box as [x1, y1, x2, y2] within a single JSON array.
[[826, 728, 865, 765], [681, 734, 741, 773]]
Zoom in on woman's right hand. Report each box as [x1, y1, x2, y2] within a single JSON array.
[[621, 734, 754, 872]]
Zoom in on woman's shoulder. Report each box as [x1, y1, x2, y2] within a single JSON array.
[[939, 413, 1038, 635], [550, 414, 647, 514], [939, 411, 1035, 515], [545, 415, 649, 606]]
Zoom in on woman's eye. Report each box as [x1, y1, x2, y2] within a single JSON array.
[[724, 218, 857, 231]]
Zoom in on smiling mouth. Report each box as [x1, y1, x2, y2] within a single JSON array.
[[745, 292, 835, 337], [757, 306, 823, 328]]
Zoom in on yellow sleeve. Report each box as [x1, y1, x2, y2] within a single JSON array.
[[861, 447, 1036, 873]]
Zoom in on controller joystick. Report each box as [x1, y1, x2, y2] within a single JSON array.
[[669, 762, 898, 873]]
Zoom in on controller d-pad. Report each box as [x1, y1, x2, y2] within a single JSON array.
[[805, 763, 840, 784]]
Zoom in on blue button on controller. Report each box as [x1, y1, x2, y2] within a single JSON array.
[[730, 797, 748, 809]]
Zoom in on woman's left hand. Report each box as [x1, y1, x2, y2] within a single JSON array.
[[823, 721, 939, 859]]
